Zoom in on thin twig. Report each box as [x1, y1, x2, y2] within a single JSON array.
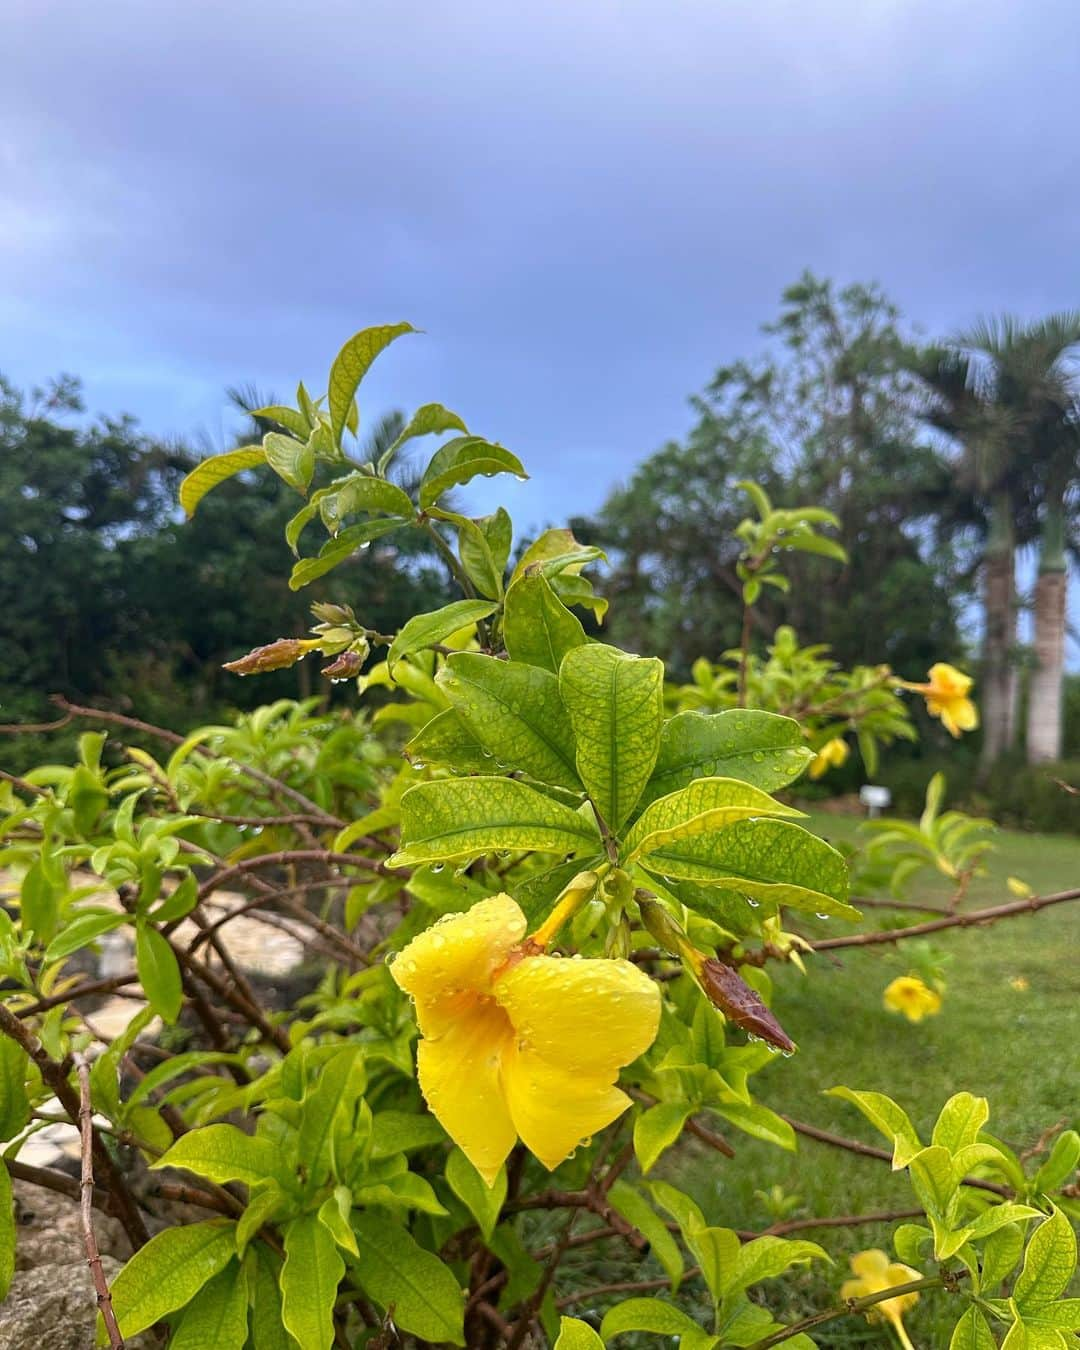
[[747, 1273, 955, 1349], [810, 886, 1080, 952], [73, 1053, 125, 1349]]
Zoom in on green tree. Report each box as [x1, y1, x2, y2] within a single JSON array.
[[582, 274, 959, 681], [916, 314, 1080, 766]]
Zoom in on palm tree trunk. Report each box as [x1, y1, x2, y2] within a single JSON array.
[[1027, 483, 1068, 763], [979, 490, 1017, 773]]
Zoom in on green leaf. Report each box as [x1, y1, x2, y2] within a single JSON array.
[[909, 1145, 959, 1221], [386, 599, 498, 674], [378, 403, 469, 474], [0, 1038, 29, 1144], [352, 1170, 447, 1217], [152, 1124, 285, 1188], [135, 922, 183, 1023], [109, 1220, 237, 1340], [932, 1092, 990, 1154], [404, 708, 492, 774], [559, 643, 664, 831], [390, 777, 601, 868], [250, 404, 311, 438], [430, 508, 511, 599], [263, 431, 315, 494], [317, 1190, 359, 1257], [0, 1165, 13, 1301], [726, 1236, 828, 1296], [321, 473, 415, 531], [607, 1180, 684, 1290], [1015, 1208, 1077, 1310], [643, 817, 854, 918], [418, 436, 527, 509], [826, 1087, 922, 1166], [503, 573, 587, 673], [281, 1212, 345, 1350], [621, 777, 802, 863], [328, 323, 415, 445], [370, 1110, 446, 1159], [712, 1099, 796, 1151], [180, 446, 265, 516], [950, 1306, 999, 1350], [642, 710, 814, 806], [169, 1260, 248, 1350], [633, 1100, 692, 1173], [894, 1223, 932, 1266], [981, 1223, 1026, 1289], [446, 1148, 506, 1242], [600, 1297, 717, 1349], [297, 1046, 366, 1189], [237, 1183, 286, 1255], [20, 861, 61, 943], [554, 1317, 605, 1349], [351, 1213, 465, 1346], [244, 1243, 291, 1350], [1034, 1131, 1080, 1195], [438, 654, 581, 788], [151, 873, 199, 924], [288, 516, 408, 589], [44, 909, 128, 963]]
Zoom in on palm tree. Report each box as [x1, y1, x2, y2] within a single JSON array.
[[915, 314, 1080, 768]]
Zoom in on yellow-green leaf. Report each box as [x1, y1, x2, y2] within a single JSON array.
[[168, 1260, 248, 1350], [1015, 1208, 1077, 1310], [641, 709, 814, 807], [281, 1213, 345, 1350], [621, 776, 803, 863], [503, 572, 587, 673], [437, 654, 581, 788], [559, 643, 664, 831], [418, 436, 526, 509], [108, 1220, 237, 1340], [640, 816, 855, 918], [151, 1124, 285, 1189], [386, 599, 498, 674], [446, 1148, 506, 1242], [352, 1213, 465, 1346], [179, 447, 265, 517], [328, 323, 415, 445], [390, 777, 601, 868], [554, 1317, 605, 1349]]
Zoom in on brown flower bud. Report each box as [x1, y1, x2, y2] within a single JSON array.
[[321, 650, 364, 679], [223, 638, 313, 676], [698, 958, 796, 1054]]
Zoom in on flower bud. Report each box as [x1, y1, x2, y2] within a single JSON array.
[[223, 638, 318, 675], [321, 649, 365, 679], [636, 897, 691, 960], [697, 958, 796, 1054]]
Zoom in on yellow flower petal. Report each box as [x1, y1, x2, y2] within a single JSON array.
[[928, 662, 972, 698], [500, 1042, 632, 1171], [391, 894, 526, 1034], [850, 1248, 891, 1282], [949, 697, 978, 732], [495, 954, 660, 1171], [416, 999, 517, 1185], [494, 954, 661, 1077]]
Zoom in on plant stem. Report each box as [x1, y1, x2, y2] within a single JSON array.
[[746, 1274, 949, 1350]]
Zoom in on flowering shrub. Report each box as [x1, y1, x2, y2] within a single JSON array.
[[0, 325, 1076, 1348]]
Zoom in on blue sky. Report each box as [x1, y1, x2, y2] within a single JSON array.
[[3, 0, 1079, 560]]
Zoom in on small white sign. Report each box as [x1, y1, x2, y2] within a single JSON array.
[[859, 784, 892, 817]]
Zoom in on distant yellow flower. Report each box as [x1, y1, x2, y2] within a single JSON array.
[[898, 662, 978, 738], [808, 737, 849, 780], [1009, 976, 1030, 992], [841, 1248, 921, 1350], [883, 975, 942, 1023], [1006, 876, 1033, 899], [391, 894, 660, 1185]]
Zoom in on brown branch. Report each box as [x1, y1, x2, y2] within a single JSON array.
[[0, 712, 73, 735], [14, 973, 141, 1018], [784, 1116, 1009, 1197], [0, 1004, 149, 1248], [810, 886, 1080, 952], [762, 1206, 924, 1236], [74, 1054, 125, 1348], [197, 849, 393, 897], [557, 1269, 702, 1308], [0, 767, 49, 797]]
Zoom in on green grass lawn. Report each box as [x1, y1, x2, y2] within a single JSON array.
[[641, 815, 1080, 1346]]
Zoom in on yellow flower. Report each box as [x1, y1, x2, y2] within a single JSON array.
[[808, 737, 849, 780], [391, 894, 660, 1185], [883, 975, 942, 1023], [1009, 976, 1030, 992], [1006, 876, 1033, 899], [841, 1248, 921, 1349], [898, 662, 978, 738]]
